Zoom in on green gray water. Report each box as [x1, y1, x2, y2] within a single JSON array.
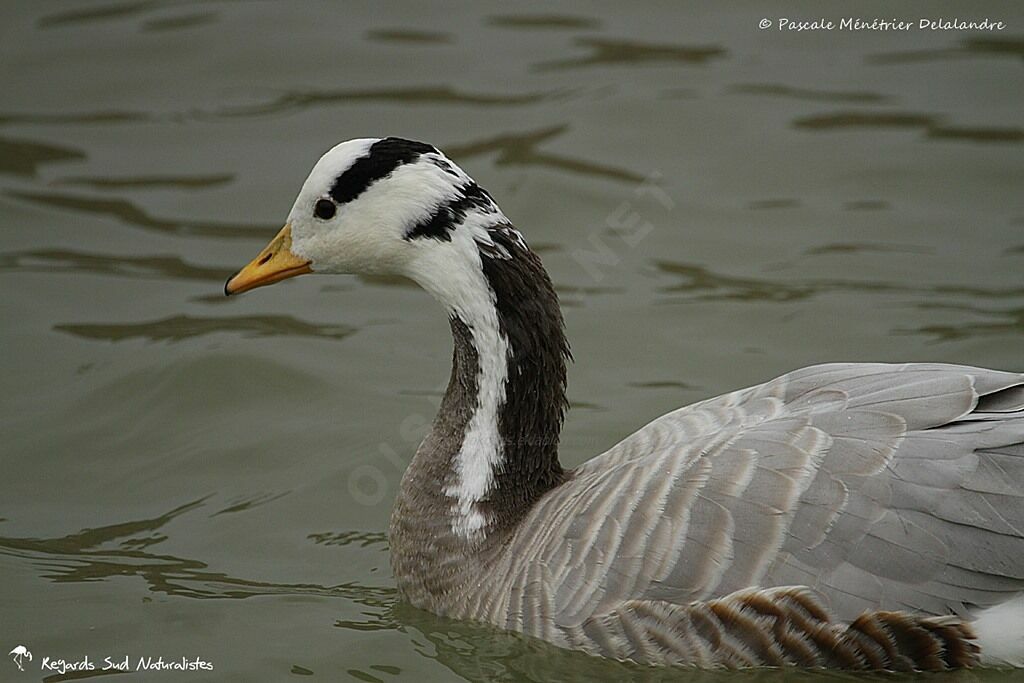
[[1, 1, 1023, 681]]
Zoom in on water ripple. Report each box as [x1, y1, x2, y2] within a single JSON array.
[[142, 10, 217, 32], [0, 87, 554, 129], [804, 242, 929, 256], [927, 126, 1024, 143], [55, 173, 234, 190], [653, 260, 1024, 303], [794, 111, 936, 131], [394, 602, 819, 683], [7, 190, 274, 239], [0, 110, 155, 126], [628, 380, 700, 391], [729, 84, 892, 104], [535, 37, 727, 71], [793, 111, 1023, 143], [901, 304, 1024, 343], [0, 499, 393, 605], [365, 29, 453, 44], [308, 531, 388, 549], [868, 36, 1024, 64], [0, 135, 85, 177], [211, 492, 290, 517], [486, 14, 602, 30], [37, 0, 167, 28], [55, 314, 356, 343], [446, 125, 644, 183], [0, 248, 227, 282], [208, 85, 556, 119]]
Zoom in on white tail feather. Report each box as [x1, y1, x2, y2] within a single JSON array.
[[974, 594, 1024, 667]]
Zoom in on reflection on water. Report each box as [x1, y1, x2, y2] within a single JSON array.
[[36, 0, 170, 28], [446, 125, 644, 183], [365, 28, 453, 44], [212, 492, 290, 517], [0, 249, 228, 282], [0, 109, 154, 126], [0, 499, 393, 605], [526, 241, 562, 254], [393, 604, 927, 683], [904, 304, 1024, 343], [748, 200, 894, 212], [966, 36, 1024, 58], [652, 260, 1024, 303], [656, 253, 1024, 344], [56, 173, 234, 190], [868, 36, 1024, 64], [141, 10, 217, 32], [211, 86, 554, 120], [552, 283, 624, 310], [793, 111, 936, 131], [535, 37, 727, 71], [729, 84, 891, 104], [793, 111, 1023, 143], [486, 14, 601, 30], [8, 190, 274, 239], [55, 314, 356, 343], [0, 87, 557, 129], [803, 243, 928, 256], [336, 609, 398, 635], [654, 261, 819, 302], [628, 380, 699, 391], [308, 531, 388, 549], [927, 126, 1024, 143], [0, 135, 85, 177]]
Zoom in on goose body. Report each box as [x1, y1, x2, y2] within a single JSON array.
[[226, 137, 1024, 670]]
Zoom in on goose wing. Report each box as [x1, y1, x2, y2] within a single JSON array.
[[517, 363, 1024, 627]]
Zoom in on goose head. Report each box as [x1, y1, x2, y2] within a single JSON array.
[[225, 137, 570, 540], [225, 139, 573, 540], [225, 136, 520, 307]]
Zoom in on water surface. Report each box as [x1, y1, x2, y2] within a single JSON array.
[[2, 1, 1023, 680]]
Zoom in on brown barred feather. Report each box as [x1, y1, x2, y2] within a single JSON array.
[[569, 587, 979, 670]]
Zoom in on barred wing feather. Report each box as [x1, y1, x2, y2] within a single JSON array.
[[514, 363, 1024, 655]]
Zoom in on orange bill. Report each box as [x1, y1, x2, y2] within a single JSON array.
[[224, 223, 312, 295]]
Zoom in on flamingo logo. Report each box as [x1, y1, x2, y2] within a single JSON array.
[[9, 645, 32, 671]]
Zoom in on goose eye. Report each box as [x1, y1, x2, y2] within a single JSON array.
[[314, 198, 336, 220]]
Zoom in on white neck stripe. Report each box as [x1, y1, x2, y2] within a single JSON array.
[[406, 219, 510, 538]]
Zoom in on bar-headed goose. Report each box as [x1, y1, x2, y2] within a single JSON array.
[[225, 137, 1024, 671]]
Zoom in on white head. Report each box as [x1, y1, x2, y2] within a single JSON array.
[[225, 137, 526, 312]]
